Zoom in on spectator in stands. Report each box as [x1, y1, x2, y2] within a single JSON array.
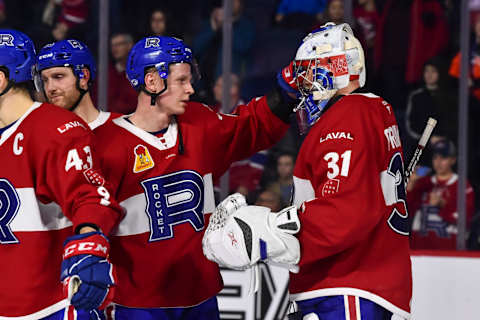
[[407, 139, 475, 250], [150, 8, 167, 36], [319, 0, 345, 25], [212, 73, 243, 112], [448, 14, 480, 192], [406, 0, 450, 85], [274, 0, 327, 30], [354, 0, 379, 90], [211, 73, 267, 200], [254, 188, 284, 212], [260, 152, 296, 205], [106, 32, 137, 114], [51, 21, 69, 41], [405, 57, 457, 162], [471, 0, 480, 27], [193, 0, 255, 101], [43, 0, 90, 41], [355, 0, 378, 47], [272, 152, 295, 205], [375, 0, 448, 139], [450, 15, 480, 103]]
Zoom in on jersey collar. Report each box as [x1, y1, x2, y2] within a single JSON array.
[[112, 115, 178, 151], [0, 101, 42, 146], [88, 111, 111, 130]]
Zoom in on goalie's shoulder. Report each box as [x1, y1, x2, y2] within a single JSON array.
[[347, 92, 384, 106], [347, 92, 395, 116]]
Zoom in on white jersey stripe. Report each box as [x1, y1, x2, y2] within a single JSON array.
[[293, 176, 315, 209], [10, 188, 72, 232], [356, 296, 361, 320], [203, 173, 215, 214], [344, 295, 351, 320], [0, 299, 68, 320]]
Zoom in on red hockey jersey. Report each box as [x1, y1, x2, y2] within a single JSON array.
[[93, 98, 289, 308], [408, 174, 475, 250], [290, 93, 412, 318], [0, 103, 122, 318]]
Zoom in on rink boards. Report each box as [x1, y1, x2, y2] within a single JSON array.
[[217, 251, 480, 320]]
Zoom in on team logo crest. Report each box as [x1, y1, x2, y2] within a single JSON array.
[[83, 168, 105, 186], [133, 144, 155, 173]]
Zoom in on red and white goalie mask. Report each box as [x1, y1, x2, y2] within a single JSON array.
[[291, 22, 366, 132]]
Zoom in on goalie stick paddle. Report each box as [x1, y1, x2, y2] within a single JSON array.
[[404, 117, 437, 187]]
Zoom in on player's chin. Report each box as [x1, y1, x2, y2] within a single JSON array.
[[176, 101, 188, 114], [50, 97, 66, 108]]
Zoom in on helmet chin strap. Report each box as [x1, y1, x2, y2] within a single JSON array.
[[142, 79, 168, 106], [68, 78, 88, 112]]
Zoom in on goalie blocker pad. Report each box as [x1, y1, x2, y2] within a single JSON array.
[[203, 203, 301, 272]]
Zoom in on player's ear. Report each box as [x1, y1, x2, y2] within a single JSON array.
[[144, 69, 158, 93], [0, 68, 8, 92], [79, 67, 90, 90]]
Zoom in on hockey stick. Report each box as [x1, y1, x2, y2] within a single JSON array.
[[404, 117, 437, 187], [67, 276, 82, 300]]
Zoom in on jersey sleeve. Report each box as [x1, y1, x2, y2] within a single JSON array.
[[202, 93, 290, 178], [38, 124, 123, 235], [294, 98, 389, 263]]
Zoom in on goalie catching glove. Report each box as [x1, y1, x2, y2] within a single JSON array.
[[61, 231, 115, 311], [203, 193, 301, 272]]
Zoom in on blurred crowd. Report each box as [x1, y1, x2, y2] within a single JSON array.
[[4, 0, 480, 251]]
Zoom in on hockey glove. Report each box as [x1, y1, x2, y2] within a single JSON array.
[[203, 194, 301, 272], [61, 232, 115, 311], [277, 61, 299, 95]]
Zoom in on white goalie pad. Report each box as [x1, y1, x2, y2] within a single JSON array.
[[203, 194, 301, 272]]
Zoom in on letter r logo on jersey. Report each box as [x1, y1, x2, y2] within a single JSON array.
[[145, 37, 160, 48], [141, 170, 205, 241], [0, 179, 20, 244]]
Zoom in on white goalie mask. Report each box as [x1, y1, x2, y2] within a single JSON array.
[[293, 22, 366, 131]]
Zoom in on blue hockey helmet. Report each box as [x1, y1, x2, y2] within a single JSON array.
[[126, 36, 194, 90], [0, 29, 36, 83], [36, 39, 96, 82]]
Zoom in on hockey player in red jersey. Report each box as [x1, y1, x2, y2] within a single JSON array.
[[286, 22, 412, 320], [0, 30, 122, 319], [91, 36, 298, 319], [36, 39, 120, 131], [204, 23, 412, 319]]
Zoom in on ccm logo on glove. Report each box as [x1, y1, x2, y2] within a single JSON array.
[[63, 236, 109, 258]]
